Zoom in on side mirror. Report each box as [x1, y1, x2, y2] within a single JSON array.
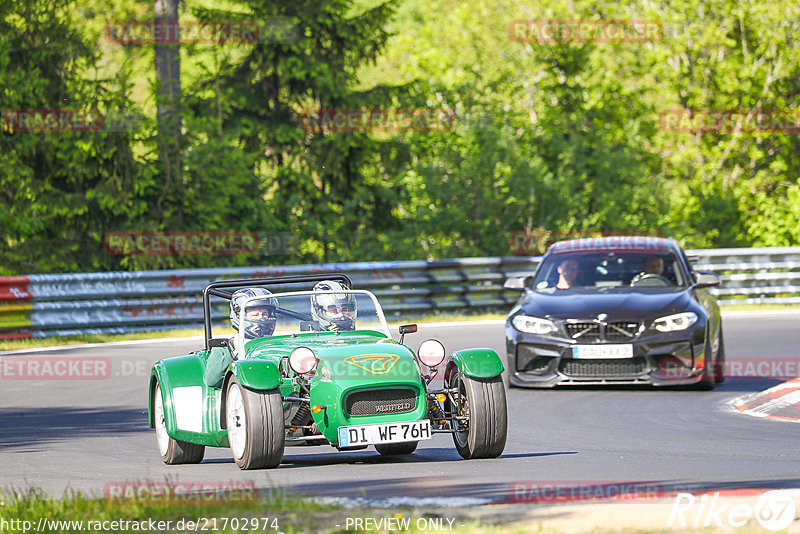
[[504, 276, 531, 291], [398, 324, 417, 344], [693, 271, 721, 288], [208, 337, 230, 348]]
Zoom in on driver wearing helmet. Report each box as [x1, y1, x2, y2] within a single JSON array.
[[310, 280, 356, 332], [229, 287, 278, 357]]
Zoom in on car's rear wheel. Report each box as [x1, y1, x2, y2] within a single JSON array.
[[375, 441, 418, 456], [153, 382, 205, 464], [225, 376, 284, 469], [449, 372, 507, 459]]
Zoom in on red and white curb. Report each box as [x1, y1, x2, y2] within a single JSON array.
[[733, 378, 800, 422]]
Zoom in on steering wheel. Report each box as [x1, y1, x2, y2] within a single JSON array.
[[630, 273, 672, 287]]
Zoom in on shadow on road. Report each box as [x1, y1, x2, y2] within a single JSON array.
[[278, 448, 575, 469], [0, 406, 148, 451]]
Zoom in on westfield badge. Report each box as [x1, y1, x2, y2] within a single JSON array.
[[344, 353, 400, 374]]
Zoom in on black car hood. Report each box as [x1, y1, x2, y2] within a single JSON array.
[[517, 288, 692, 321]]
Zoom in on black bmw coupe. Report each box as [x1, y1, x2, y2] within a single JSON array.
[[504, 237, 724, 389]]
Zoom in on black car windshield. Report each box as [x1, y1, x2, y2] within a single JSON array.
[[533, 251, 687, 291]]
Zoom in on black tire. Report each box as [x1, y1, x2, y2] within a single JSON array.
[[714, 329, 726, 383], [153, 383, 205, 464], [375, 441, 418, 456], [449, 373, 507, 459], [692, 331, 718, 391], [225, 376, 284, 469]]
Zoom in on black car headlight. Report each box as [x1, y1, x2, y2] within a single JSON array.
[[512, 314, 559, 335], [652, 312, 698, 332]]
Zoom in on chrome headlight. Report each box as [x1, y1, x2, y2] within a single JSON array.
[[652, 312, 698, 332], [417, 339, 446, 367], [289, 347, 318, 374], [512, 314, 559, 335]]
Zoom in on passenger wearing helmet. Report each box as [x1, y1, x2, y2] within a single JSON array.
[[311, 281, 357, 331], [229, 288, 278, 356]]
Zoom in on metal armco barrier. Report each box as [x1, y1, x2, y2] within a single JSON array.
[[1, 247, 798, 339]]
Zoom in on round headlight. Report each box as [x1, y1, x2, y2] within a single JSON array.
[[289, 347, 318, 374], [418, 339, 446, 368]]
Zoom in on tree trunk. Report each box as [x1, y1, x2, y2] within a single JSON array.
[[154, 0, 181, 221]]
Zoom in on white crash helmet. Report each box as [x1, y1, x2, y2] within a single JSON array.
[[230, 288, 278, 339], [310, 280, 356, 331]]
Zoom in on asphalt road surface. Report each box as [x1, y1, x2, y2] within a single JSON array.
[[1, 312, 799, 504]]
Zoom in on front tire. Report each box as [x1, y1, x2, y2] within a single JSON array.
[[693, 331, 719, 391], [449, 373, 507, 459], [225, 376, 284, 469], [153, 383, 205, 464], [375, 441, 418, 456]]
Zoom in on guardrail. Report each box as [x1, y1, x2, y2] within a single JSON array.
[[1, 247, 798, 339]]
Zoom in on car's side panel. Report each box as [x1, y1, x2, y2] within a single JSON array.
[[149, 354, 228, 447], [448, 348, 505, 379]]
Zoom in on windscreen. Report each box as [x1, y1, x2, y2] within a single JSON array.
[[237, 290, 390, 344], [532, 251, 687, 291]]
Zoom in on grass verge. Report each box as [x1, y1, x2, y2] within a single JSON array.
[[0, 487, 524, 534]]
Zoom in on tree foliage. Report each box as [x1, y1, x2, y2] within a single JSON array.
[[2, 0, 799, 274]]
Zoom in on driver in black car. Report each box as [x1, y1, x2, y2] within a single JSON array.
[[630, 255, 672, 286], [643, 256, 664, 276]]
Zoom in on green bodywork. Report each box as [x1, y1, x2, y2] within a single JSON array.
[[149, 329, 503, 448]]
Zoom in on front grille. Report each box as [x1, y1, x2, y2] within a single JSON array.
[[345, 388, 417, 416], [559, 357, 648, 377], [565, 321, 640, 341], [565, 322, 601, 341]]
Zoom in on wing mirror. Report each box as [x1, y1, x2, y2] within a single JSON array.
[[398, 324, 417, 344], [504, 276, 531, 291], [693, 271, 721, 288]]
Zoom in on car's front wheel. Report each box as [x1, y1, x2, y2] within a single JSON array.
[[448, 372, 507, 459], [153, 382, 205, 464], [375, 441, 418, 456], [225, 376, 284, 469], [693, 329, 722, 390]]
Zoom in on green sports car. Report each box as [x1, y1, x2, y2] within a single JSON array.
[[148, 274, 508, 469]]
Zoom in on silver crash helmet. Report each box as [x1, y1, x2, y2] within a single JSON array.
[[230, 288, 278, 339], [310, 281, 356, 331]]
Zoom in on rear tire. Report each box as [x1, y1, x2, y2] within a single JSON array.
[[153, 383, 205, 464], [225, 377, 284, 469], [375, 441, 418, 456], [449, 373, 507, 459]]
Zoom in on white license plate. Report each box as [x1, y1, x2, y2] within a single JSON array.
[[572, 344, 634, 359], [338, 420, 431, 447]]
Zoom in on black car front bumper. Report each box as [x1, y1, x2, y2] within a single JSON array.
[[506, 323, 708, 387]]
